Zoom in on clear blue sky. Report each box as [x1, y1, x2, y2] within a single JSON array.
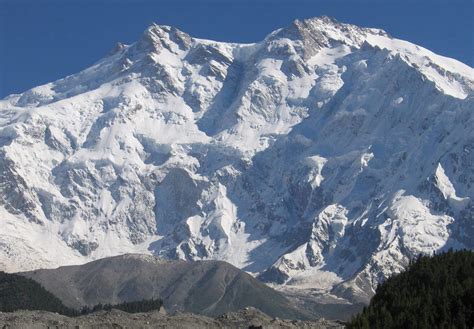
[[0, 0, 472, 98]]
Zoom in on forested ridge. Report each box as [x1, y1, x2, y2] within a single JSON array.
[[0, 271, 162, 316], [79, 299, 163, 315], [348, 249, 474, 329], [0, 271, 75, 315]]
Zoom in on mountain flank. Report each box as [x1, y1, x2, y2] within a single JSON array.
[[1, 15, 472, 303], [21, 254, 310, 320]]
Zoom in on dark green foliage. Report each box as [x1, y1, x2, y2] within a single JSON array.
[[348, 249, 474, 329], [0, 271, 162, 316], [80, 299, 163, 315], [0, 271, 76, 315]]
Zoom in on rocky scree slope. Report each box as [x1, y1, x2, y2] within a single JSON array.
[[0, 307, 344, 329], [0, 16, 473, 303]]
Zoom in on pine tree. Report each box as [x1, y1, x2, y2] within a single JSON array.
[[347, 250, 474, 329]]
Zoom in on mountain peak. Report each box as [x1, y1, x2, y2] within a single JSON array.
[[300, 15, 388, 36], [1, 18, 472, 306], [136, 22, 192, 53], [268, 16, 388, 59]]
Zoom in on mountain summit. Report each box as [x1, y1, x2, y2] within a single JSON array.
[[0, 17, 473, 303]]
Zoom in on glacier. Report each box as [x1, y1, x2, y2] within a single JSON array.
[[0, 16, 473, 303]]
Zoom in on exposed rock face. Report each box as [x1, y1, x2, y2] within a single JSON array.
[[0, 16, 473, 303]]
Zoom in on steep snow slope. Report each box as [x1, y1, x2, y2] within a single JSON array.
[[0, 16, 473, 302]]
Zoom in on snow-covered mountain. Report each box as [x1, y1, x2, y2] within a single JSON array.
[[1, 16, 473, 302]]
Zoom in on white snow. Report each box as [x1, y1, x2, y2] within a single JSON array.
[[387, 191, 454, 256], [435, 163, 470, 211], [366, 34, 473, 99], [0, 16, 472, 302]]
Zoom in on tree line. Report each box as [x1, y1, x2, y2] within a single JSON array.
[[79, 299, 163, 315], [0, 271, 162, 316]]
